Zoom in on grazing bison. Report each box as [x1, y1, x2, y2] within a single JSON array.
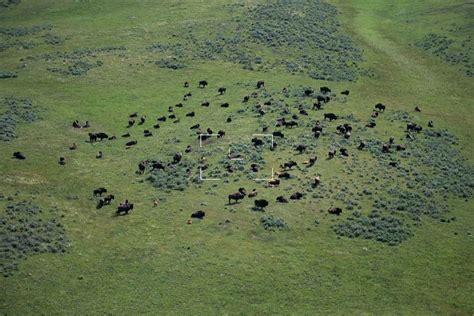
[[324, 113, 337, 121], [304, 89, 314, 96], [218, 87, 226, 95], [169, 114, 176, 119], [186, 112, 195, 117], [89, 133, 97, 142], [248, 189, 258, 198], [173, 152, 183, 164], [217, 130, 225, 138], [340, 148, 349, 157], [358, 142, 366, 150], [96, 151, 103, 159], [184, 81, 189, 88], [228, 188, 246, 204], [254, 199, 269, 209], [382, 143, 391, 153], [320, 86, 331, 94], [251, 164, 259, 172], [69, 143, 77, 150], [153, 123, 160, 129], [312, 175, 321, 187], [328, 207, 342, 215], [122, 132, 130, 138], [129, 112, 138, 118], [281, 160, 297, 170], [273, 131, 284, 138], [415, 106, 421, 112], [257, 80, 265, 89], [268, 179, 280, 186], [299, 109, 308, 116], [296, 144, 307, 154], [128, 119, 135, 127], [96, 132, 108, 141], [117, 202, 133, 215], [13, 152, 26, 160], [157, 116, 166, 122], [151, 160, 165, 170], [97, 194, 114, 209], [126, 140, 138, 147], [190, 123, 200, 130], [139, 116, 146, 125], [243, 96, 250, 103], [375, 103, 386, 112], [168, 106, 174, 113], [290, 192, 303, 200], [341, 90, 350, 95], [58, 157, 66, 165], [389, 161, 398, 167], [396, 144, 406, 151], [317, 95, 330, 104], [201, 101, 210, 107], [278, 172, 291, 179], [199, 80, 208, 88], [191, 210, 205, 219], [185, 145, 192, 153], [93, 187, 107, 196], [276, 196, 288, 203], [313, 102, 322, 110], [284, 120, 298, 128], [366, 121, 376, 128], [144, 130, 153, 137], [175, 103, 183, 108], [407, 123, 422, 133], [371, 112, 379, 118], [428, 120, 434, 127], [252, 137, 263, 146], [220, 102, 229, 108], [328, 149, 336, 159]]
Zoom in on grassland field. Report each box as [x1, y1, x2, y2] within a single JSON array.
[[0, 0, 473, 314]]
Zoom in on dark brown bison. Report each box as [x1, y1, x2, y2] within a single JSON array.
[[228, 188, 246, 204], [13, 152, 26, 160], [257, 80, 265, 89], [199, 80, 208, 88], [93, 187, 107, 196], [280, 160, 297, 170], [375, 103, 386, 112], [324, 113, 337, 121], [254, 199, 269, 209], [290, 192, 303, 200], [218, 87, 226, 95], [276, 196, 288, 203], [328, 207, 342, 215], [117, 202, 133, 215], [191, 210, 205, 219]]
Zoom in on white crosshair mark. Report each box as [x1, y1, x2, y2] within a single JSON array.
[[198, 133, 276, 181]]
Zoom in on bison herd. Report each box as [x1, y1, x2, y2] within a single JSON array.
[[11, 79, 437, 225]]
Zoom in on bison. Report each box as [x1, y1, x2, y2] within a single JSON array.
[[257, 80, 265, 89], [191, 210, 205, 219], [13, 152, 26, 160], [375, 103, 386, 112], [218, 87, 226, 95], [199, 80, 208, 88], [324, 113, 337, 121], [254, 199, 269, 209], [328, 207, 342, 215], [228, 188, 246, 204]]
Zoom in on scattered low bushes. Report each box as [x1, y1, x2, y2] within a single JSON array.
[[333, 211, 412, 245], [0, 201, 69, 277], [260, 215, 289, 231]]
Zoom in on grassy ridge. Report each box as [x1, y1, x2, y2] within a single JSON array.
[[0, 0, 473, 314]]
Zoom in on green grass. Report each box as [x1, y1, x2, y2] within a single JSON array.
[[0, 0, 473, 314]]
